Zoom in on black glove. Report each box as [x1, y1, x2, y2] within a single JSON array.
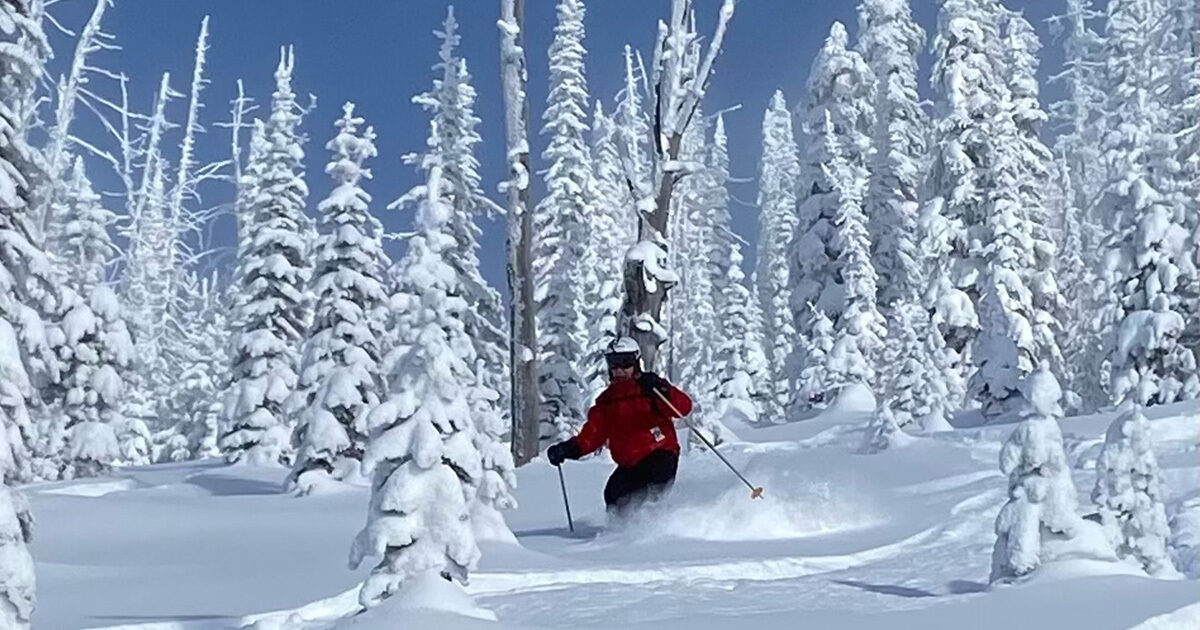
[[547, 440, 579, 466], [638, 371, 669, 396]]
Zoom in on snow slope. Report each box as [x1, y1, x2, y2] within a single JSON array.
[[28, 400, 1199, 629]]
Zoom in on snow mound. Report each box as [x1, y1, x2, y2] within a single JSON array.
[[33, 478, 138, 497], [1124, 603, 1200, 630], [340, 572, 496, 627]]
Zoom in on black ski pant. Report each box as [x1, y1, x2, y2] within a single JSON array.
[[603, 448, 678, 516]]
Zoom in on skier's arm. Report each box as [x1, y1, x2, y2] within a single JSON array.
[[660, 384, 693, 418], [571, 405, 610, 457]]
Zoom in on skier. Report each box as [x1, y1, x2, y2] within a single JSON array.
[[547, 337, 694, 516]]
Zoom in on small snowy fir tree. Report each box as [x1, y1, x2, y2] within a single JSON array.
[[0, 0, 52, 623], [349, 143, 483, 611], [991, 367, 1085, 583], [288, 103, 388, 492], [794, 307, 836, 410], [221, 48, 310, 466], [55, 285, 132, 479], [860, 404, 914, 454], [754, 90, 800, 423], [468, 359, 517, 540], [881, 299, 954, 433], [533, 0, 591, 445], [856, 0, 927, 313], [1092, 402, 1175, 576]]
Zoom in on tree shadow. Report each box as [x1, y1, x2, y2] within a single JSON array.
[[945, 579, 989, 594], [832, 579, 937, 598], [514, 525, 603, 540], [92, 614, 234, 622], [185, 474, 282, 496]]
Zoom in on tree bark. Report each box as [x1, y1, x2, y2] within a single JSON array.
[[499, 0, 540, 466]]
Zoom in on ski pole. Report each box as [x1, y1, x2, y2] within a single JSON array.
[[653, 388, 764, 500], [556, 464, 575, 533]]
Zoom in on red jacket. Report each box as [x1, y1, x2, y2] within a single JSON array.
[[571, 378, 693, 467]]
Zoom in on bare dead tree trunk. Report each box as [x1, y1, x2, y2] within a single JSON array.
[[620, 0, 737, 371], [499, 0, 540, 466]]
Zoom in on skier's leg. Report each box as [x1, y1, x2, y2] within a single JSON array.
[[603, 465, 639, 515], [642, 449, 679, 503], [606, 450, 679, 517]]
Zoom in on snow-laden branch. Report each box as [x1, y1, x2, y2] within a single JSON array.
[[167, 16, 210, 230]]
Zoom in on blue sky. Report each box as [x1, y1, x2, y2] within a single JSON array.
[[46, 0, 1064, 295]]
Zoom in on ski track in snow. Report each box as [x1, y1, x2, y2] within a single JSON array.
[[468, 523, 944, 595]]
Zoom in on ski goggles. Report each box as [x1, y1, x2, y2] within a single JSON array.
[[605, 353, 639, 369]]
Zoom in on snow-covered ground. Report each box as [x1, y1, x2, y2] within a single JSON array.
[[29, 400, 1199, 630]]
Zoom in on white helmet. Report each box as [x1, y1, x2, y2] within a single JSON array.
[[605, 336, 641, 368], [606, 336, 640, 355]]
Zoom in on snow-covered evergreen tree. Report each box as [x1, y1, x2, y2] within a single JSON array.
[[349, 137, 483, 610], [991, 367, 1085, 582], [163, 274, 226, 461], [413, 8, 509, 427], [967, 93, 1041, 421], [1055, 159, 1107, 410], [56, 286, 131, 478], [221, 48, 311, 466], [1047, 2, 1107, 407], [880, 299, 954, 433], [1048, 0, 1107, 220], [856, 0, 927, 312], [709, 115, 766, 427], [789, 24, 878, 415], [812, 111, 886, 404], [670, 113, 720, 439], [754, 90, 799, 423], [925, 0, 1008, 385], [791, 21, 876, 336], [468, 358, 517, 540], [860, 404, 914, 454], [1093, 0, 1199, 405], [793, 307, 836, 410], [288, 103, 387, 492], [0, 0, 52, 622], [1092, 402, 1175, 576], [1165, 0, 1200, 367], [37, 158, 132, 478], [582, 102, 635, 402], [56, 158, 114, 289], [1002, 12, 1064, 380], [120, 74, 175, 450], [533, 0, 591, 444]]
